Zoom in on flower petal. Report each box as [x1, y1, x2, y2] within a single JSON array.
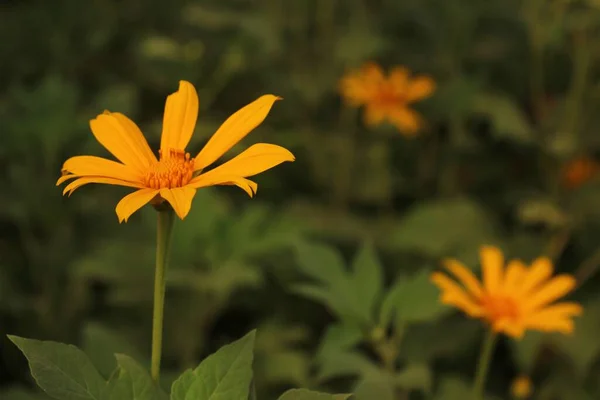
[[194, 95, 281, 171], [159, 186, 196, 220], [160, 80, 199, 153], [90, 112, 157, 173], [194, 143, 294, 180], [503, 259, 527, 294], [443, 259, 483, 299], [388, 107, 422, 134], [431, 272, 483, 317], [406, 76, 436, 102], [389, 67, 410, 92], [115, 188, 159, 223], [518, 257, 553, 295], [524, 275, 577, 311], [62, 176, 146, 196], [481, 246, 504, 294], [59, 156, 142, 184], [364, 104, 387, 126], [188, 173, 258, 197]]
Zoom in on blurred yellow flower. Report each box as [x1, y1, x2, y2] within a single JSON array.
[[511, 375, 533, 399], [57, 81, 295, 222], [339, 62, 435, 136], [431, 246, 582, 339], [561, 156, 599, 189]]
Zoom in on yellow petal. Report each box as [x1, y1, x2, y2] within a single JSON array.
[[62, 176, 146, 196], [364, 104, 387, 126], [388, 107, 422, 134], [60, 155, 141, 180], [194, 95, 281, 170], [524, 275, 577, 311], [115, 188, 159, 223], [493, 320, 525, 339], [159, 186, 196, 220], [389, 67, 410, 92], [524, 314, 576, 334], [188, 173, 258, 197], [194, 143, 294, 180], [503, 259, 527, 293], [90, 112, 157, 173], [431, 272, 483, 317], [443, 259, 483, 299], [518, 257, 553, 295], [406, 76, 436, 102], [362, 62, 385, 82], [480, 246, 504, 294], [160, 81, 199, 153]]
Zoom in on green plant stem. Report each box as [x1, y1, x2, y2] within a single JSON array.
[[472, 329, 497, 400], [151, 208, 175, 382]]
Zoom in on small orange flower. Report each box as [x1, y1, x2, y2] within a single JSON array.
[[58, 81, 295, 222], [511, 375, 533, 399], [431, 246, 582, 339], [339, 62, 435, 135], [561, 156, 599, 189]]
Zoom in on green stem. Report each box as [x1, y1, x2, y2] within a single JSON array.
[[472, 330, 497, 400], [151, 208, 175, 382]]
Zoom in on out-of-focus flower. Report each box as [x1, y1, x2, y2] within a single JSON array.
[[561, 156, 599, 189], [58, 81, 295, 222], [511, 375, 533, 398], [431, 245, 582, 339], [339, 62, 435, 136]]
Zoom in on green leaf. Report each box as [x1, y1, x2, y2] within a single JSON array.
[[394, 364, 432, 394], [432, 377, 472, 400], [278, 389, 351, 400], [106, 354, 165, 400], [387, 198, 497, 258], [316, 323, 364, 360], [291, 284, 363, 325], [350, 242, 384, 323], [471, 93, 534, 144], [294, 241, 347, 284], [353, 377, 394, 400], [391, 270, 449, 325], [170, 330, 256, 400], [316, 350, 379, 382], [8, 335, 106, 400]]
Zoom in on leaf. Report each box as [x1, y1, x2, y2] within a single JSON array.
[[316, 323, 364, 360], [291, 283, 367, 325], [471, 93, 534, 144], [294, 241, 347, 284], [394, 364, 432, 394], [316, 350, 379, 382], [256, 350, 310, 387], [106, 354, 165, 400], [353, 377, 395, 400], [391, 270, 450, 325], [350, 242, 384, 323], [278, 389, 352, 400], [433, 377, 472, 400], [387, 197, 496, 258], [8, 336, 106, 400], [170, 330, 256, 400]]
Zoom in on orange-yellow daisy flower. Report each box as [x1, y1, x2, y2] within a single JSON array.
[[511, 375, 533, 399], [339, 62, 435, 135], [57, 81, 295, 222], [430, 246, 582, 339]]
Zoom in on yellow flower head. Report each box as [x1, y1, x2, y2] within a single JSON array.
[[57, 81, 295, 222], [511, 375, 533, 399], [431, 246, 582, 339], [338, 62, 435, 136]]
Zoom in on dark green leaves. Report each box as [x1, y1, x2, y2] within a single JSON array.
[[278, 389, 352, 400]]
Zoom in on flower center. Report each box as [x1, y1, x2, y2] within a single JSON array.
[[373, 85, 404, 107], [145, 149, 194, 189], [481, 294, 520, 322]]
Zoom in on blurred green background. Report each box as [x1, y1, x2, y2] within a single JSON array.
[[3, 0, 600, 399]]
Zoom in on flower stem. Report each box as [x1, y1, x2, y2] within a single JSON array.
[[472, 329, 497, 400], [151, 208, 175, 383]]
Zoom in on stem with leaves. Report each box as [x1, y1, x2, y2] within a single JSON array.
[[151, 208, 175, 382]]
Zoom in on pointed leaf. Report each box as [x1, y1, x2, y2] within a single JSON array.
[[393, 271, 450, 325], [107, 354, 164, 400], [350, 243, 384, 323], [169, 370, 195, 400], [278, 388, 351, 400], [8, 336, 106, 400], [294, 241, 347, 284]]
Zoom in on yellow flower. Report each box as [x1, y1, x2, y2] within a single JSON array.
[[57, 81, 295, 222], [339, 62, 435, 136], [431, 246, 582, 339], [511, 375, 533, 399]]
